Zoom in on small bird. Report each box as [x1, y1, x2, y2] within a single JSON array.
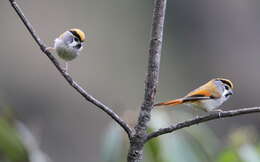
[[154, 78, 233, 112], [47, 28, 86, 72]]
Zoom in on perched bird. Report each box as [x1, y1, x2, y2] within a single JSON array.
[[154, 78, 233, 112], [47, 28, 86, 72]]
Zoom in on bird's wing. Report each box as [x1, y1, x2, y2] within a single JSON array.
[[183, 86, 221, 102]]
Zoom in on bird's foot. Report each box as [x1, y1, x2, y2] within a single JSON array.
[[212, 109, 224, 118], [45, 47, 55, 53]]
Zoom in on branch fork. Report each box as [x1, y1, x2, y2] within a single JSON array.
[[8, 0, 260, 162]]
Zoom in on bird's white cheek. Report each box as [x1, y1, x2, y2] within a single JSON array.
[[70, 41, 78, 47]]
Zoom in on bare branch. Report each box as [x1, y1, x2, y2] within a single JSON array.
[[145, 107, 260, 142], [127, 0, 167, 161], [8, 0, 133, 138]]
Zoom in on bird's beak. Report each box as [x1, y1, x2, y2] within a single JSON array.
[[227, 90, 233, 96], [225, 90, 233, 97]]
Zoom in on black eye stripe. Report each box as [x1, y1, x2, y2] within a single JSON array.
[[74, 37, 79, 42], [224, 85, 229, 90], [70, 30, 82, 42], [220, 80, 232, 89]]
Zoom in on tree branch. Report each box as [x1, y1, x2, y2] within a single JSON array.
[[127, 0, 167, 161], [145, 107, 260, 142], [8, 0, 133, 138]]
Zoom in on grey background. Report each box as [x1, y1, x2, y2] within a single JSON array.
[[1, 0, 260, 161]]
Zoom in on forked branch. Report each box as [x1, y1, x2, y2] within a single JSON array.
[[8, 0, 260, 161], [127, 0, 167, 161]]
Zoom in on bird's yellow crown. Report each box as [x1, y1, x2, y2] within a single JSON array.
[[216, 78, 233, 89], [69, 28, 86, 42]]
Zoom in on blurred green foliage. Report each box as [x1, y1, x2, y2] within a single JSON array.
[[0, 107, 49, 162], [0, 107, 29, 162], [101, 111, 260, 162], [217, 128, 260, 162]]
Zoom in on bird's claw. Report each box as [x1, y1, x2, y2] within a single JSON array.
[[45, 47, 54, 53], [213, 109, 224, 117]]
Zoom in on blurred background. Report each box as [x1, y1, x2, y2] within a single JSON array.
[[1, 0, 260, 161]]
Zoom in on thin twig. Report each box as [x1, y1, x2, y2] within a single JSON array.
[[8, 0, 133, 138], [127, 0, 167, 161], [145, 107, 260, 142]]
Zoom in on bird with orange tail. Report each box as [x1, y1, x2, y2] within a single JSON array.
[[154, 78, 233, 112]]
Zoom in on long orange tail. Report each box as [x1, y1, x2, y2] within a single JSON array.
[[154, 99, 183, 107]]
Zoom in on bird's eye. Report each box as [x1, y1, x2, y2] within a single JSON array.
[[74, 37, 79, 42], [224, 85, 229, 90]]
